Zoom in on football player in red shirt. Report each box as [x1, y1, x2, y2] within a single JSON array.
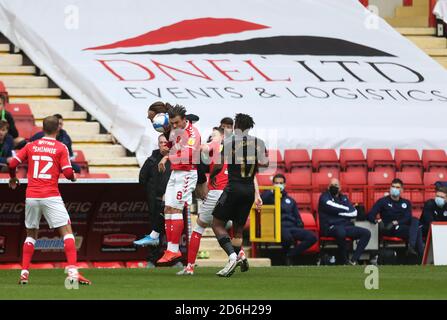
[[8, 116, 91, 285], [157, 105, 201, 264]]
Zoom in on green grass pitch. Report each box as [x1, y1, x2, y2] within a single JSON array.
[[1, 266, 447, 300]]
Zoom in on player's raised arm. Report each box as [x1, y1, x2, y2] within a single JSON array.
[[254, 175, 262, 210]]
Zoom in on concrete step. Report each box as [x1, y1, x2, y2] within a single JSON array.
[[70, 134, 113, 143], [73, 144, 126, 158], [6, 88, 61, 97], [434, 57, 447, 68], [396, 27, 436, 36], [425, 48, 447, 56], [0, 65, 35, 75], [34, 111, 87, 121], [9, 98, 75, 113], [203, 228, 215, 237], [0, 54, 23, 66], [88, 157, 139, 166], [0, 76, 48, 88], [0, 44, 10, 52], [385, 16, 428, 27], [89, 166, 140, 179], [195, 258, 271, 267], [61, 121, 100, 135], [395, 5, 429, 18], [406, 36, 447, 49]]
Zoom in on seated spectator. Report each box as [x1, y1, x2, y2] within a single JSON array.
[[367, 178, 424, 258], [30, 114, 81, 173], [261, 174, 317, 265], [319, 178, 371, 265], [0, 120, 13, 171], [0, 94, 25, 147], [420, 186, 447, 238]]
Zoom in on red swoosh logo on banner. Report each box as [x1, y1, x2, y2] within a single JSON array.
[[84, 18, 269, 51]]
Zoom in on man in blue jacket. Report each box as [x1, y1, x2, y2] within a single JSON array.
[[319, 178, 371, 265], [261, 174, 317, 265], [0, 120, 13, 171], [367, 178, 424, 258], [420, 186, 447, 238]]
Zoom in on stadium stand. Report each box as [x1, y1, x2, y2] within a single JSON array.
[[0, 39, 140, 178], [284, 149, 312, 173], [386, 0, 447, 69]]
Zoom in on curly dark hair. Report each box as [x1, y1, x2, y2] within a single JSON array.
[[167, 104, 186, 119], [234, 113, 255, 131]]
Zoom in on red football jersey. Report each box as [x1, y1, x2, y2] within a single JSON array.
[[14, 137, 72, 198], [207, 141, 228, 191], [168, 120, 201, 171]]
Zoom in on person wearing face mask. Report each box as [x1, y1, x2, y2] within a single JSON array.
[[318, 178, 371, 265], [367, 178, 424, 259], [420, 186, 447, 238], [261, 174, 317, 265]]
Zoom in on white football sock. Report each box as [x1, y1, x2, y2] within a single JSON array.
[[150, 231, 160, 239]]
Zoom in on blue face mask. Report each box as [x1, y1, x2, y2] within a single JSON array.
[[390, 187, 400, 197], [435, 196, 446, 208]]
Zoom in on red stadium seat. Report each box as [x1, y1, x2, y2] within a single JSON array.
[[267, 149, 285, 172], [367, 149, 395, 172], [339, 149, 367, 173], [368, 171, 395, 186], [424, 171, 447, 186], [300, 212, 317, 229], [73, 150, 89, 173], [256, 174, 273, 187], [5, 103, 34, 125], [15, 122, 36, 140], [396, 172, 424, 207], [422, 149, 447, 172], [340, 171, 367, 205], [286, 171, 312, 210], [394, 149, 422, 176], [284, 149, 311, 172], [0, 81, 8, 102], [311, 149, 339, 172], [312, 171, 339, 188]]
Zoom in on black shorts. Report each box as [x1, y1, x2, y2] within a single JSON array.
[[212, 183, 255, 226]]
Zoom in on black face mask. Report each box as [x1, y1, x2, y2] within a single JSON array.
[[329, 185, 339, 196]]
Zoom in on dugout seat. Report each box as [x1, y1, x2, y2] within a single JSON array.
[[286, 171, 312, 210], [284, 149, 312, 173], [394, 149, 422, 177], [396, 172, 424, 209], [368, 171, 395, 203], [5, 103, 34, 126], [339, 148, 367, 173], [423, 171, 447, 201], [422, 149, 447, 172], [256, 174, 273, 187], [312, 149, 340, 174], [72, 150, 89, 174], [340, 171, 367, 205], [267, 149, 285, 173], [367, 149, 395, 173]]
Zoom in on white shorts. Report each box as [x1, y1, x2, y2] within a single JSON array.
[[165, 170, 198, 210], [25, 197, 70, 229], [198, 189, 223, 225]]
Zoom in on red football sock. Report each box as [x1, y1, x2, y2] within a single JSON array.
[[21, 237, 36, 271], [188, 231, 203, 265], [171, 217, 184, 251], [63, 234, 77, 266], [165, 214, 172, 244]]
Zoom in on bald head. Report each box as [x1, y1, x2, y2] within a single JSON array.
[[328, 178, 340, 196]]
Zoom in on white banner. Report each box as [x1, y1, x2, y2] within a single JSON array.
[[1, 0, 447, 165]]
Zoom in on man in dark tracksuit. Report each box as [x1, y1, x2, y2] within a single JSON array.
[[420, 186, 447, 238], [367, 178, 424, 258], [319, 178, 371, 265], [134, 134, 171, 266], [261, 174, 317, 265]]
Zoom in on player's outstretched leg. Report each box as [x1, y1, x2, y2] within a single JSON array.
[[232, 226, 249, 272], [158, 207, 182, 264], [177, 223, 207, 275], [213, 218, 240, 277], [19, 235, 36, 285]]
